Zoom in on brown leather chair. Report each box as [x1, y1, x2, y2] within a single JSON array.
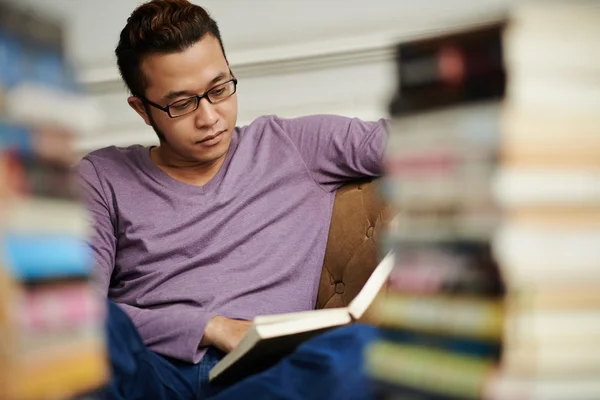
[[316, 179, 392, 310]]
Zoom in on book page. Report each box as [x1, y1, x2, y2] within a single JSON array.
[[348, 251, 395, 320], [209, 251, 395, 383], [210, 308, 351, 383], [255, 308, 351, 338], [253, 307, 347, 325]]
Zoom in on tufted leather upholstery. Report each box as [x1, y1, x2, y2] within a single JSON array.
[[316, 178, 392, 310]]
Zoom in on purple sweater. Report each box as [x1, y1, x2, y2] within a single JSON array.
[[78, 114, 386, 363]]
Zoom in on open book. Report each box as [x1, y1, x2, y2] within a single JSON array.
[[209, 251, 395, 385]]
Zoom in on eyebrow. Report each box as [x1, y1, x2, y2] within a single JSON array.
[[163, 72, 229, 101]]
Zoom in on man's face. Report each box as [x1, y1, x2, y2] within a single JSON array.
[[131, 34, 238, 164]]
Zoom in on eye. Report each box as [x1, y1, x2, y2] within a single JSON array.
[[211, 87, 226, 96], [171, 99, 195, 110]]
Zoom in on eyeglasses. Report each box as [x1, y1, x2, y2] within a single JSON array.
[[140, 78, 238, 118]]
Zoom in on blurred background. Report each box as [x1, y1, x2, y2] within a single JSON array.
[[3, 0, 599, 399], [10, 0, 511, 155]]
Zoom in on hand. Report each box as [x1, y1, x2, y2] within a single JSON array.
[[202, 315, 252, 353]]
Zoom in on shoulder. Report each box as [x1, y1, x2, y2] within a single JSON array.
[[236, 114, 353, 138], [81, 144, 142, 168], [234, 115, 287, 145], [236, 115, 281, 134], [82, 144, 140, 164], [78, 144, 144, 180]]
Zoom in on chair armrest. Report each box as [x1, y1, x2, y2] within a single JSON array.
[[316, 178, 393, 309]]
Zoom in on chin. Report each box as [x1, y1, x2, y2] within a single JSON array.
[[191, 133, 231, 163]]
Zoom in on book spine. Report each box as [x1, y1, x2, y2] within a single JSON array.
[[385, 239, 504, 296], [15, 283, 103, 333], [0, 123, 38, 156], [390, 23, 506, 116], [502, 345, 600, 376], [0, 122, 77, 165], [374, 379, 457, 400], [0, 154, 80, 200], [0, 7, 100, 132], [18, 158, 80, 200], [506, 287, 600, 310], [0, 4, 71, 93], [381, 329, 501, 359], [5, 345, 108, 400], [0, 3, 107, 399], [366, 340, 496, 399], [492, 223, 600, 285], [2, 234, 93, 281], [2, 198, 91, 237], [376, 294, 504, 340]]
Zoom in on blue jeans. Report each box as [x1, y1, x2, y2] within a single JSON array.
[[97, 301, 223, 399], [98, 300, 379, 400]]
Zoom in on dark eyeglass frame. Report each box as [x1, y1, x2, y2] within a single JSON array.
[[139, 77, 238, 118]]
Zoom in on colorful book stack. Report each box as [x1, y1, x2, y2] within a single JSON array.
[[0, 3, 108, 400], [366, 23, 508, 399], [487, 3, 600, 399]]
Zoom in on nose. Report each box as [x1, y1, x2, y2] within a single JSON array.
[[194, 97, 219, 129]]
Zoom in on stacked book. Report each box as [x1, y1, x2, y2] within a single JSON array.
[[487, 2, 600, 399], [0, 3, 108, 400], [367, 22, 507, 399]]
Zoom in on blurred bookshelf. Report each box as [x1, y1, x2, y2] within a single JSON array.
[[1, 0, 599, 399], [369, 20, 507, 400], [0, 2, 108, 399], [369, 1, 600, 400], [489, 2, 600, 399]]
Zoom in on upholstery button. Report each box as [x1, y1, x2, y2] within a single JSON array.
[[334, 281, 345, 294], [366, 226, 374, 238]]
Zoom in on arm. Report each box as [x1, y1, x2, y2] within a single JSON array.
[[115, 301, 222, 360], [77, 157, 116, 297], [77, 158, 249, 359], [107, 304, 249, 358], [274, 114, 388, 191]]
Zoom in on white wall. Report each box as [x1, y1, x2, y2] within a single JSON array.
[[14, 0, 512, 154]]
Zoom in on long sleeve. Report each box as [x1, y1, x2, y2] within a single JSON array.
[[274, 114, 388, 191], [77, 156, 216, 362], [114, 301, 217, 363], [77, 157, 117, 296]]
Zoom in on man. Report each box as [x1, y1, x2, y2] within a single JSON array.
[[78, 0, 387, 398]]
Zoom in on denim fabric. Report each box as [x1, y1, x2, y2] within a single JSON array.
[[98, 300, 223, 400], [197, 348, 226, 398], [212, 324, 380, 400], [98, 300, 379, 400]]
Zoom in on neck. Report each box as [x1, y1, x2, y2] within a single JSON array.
[[150, 144, 227, 187]]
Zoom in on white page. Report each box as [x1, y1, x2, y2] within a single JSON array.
[[348, 251, 395, 320], [253, 307, 349, 325]]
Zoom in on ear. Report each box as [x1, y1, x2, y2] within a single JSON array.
[[128, 96, 152, 126]]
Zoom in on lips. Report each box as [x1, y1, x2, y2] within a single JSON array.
[[198, 130, 225, 143]]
